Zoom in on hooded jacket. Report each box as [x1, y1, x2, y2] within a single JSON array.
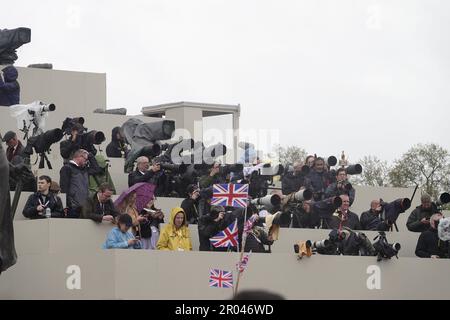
[[157, 207, 192, 251], [106, 127, 127, 158], [0, 66, 20, 106], [102, 226, 142, 249]]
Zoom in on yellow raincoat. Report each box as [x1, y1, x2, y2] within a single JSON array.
[[157, 207, 192, 251]]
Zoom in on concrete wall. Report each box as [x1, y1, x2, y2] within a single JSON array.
[[1, 247, 449, 300], [12, 219, 422, 258], [0, 66, 107, 114]]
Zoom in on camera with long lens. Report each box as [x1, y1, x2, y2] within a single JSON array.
[[61, 117, 106, 155], [251, 194, 282, 211], [248, 163, 284, 198], [373, 231, 401, 261], [436, 192, 450, 209], [380, 198, 411, 225]]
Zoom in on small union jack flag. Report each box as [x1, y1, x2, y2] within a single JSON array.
[[209, 269, 233, 288], [243, 214, 258, 235], [210, 219, 239, 248], [236, 251, 252, 273], [212, 184, 248, 208]]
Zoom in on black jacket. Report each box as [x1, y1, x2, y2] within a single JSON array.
[[324, 182, 356, 206], [407, 205, 439, 233], [106, 127, 127, 158], [181, 198, 200, 224], [198, 214, 226, 251], [81, 193, 119, 222], [128, 169, 160, 187], [139, 207, 164, 239], [244, 226, 273, 253], [307, 170, 332, 201], [22, 191, 64, 219], [281, 172, 311, 195], [59, 157, 101, 215], [325, 210, 361, 230], [415, 228, 449, 258], [360, 210, 391, 231], [60, 136, 97, 161], [291, 207, 314, 228]]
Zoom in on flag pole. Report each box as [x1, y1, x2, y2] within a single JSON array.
[[234, 199, 249, 296]]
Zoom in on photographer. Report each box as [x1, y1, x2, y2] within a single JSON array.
[[244, 213, 274, 253], [290, 199, 315, 228], [360, 199, 391, 231], [198, 206, 227, 251], [106, 126, 129, 158], [81, 183, 119, 223], [415, 213, 449, 259], [2, 131, 24, 162], [281, 161, 311, 195], [319, 194, 361, 230], [0, 65, 20, 107], [181, 184, 200, 224], [199, 162, 224, 188], [307, 157, 332, 201], [128, 157, 166, 196], [60, 123, 95, 161], [22, 175, 64, 219], [59, 149, 102, 218], [406, 194, 439, 233], [325, 168, 356, 205]]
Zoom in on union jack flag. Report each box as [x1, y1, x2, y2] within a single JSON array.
[[210, 219, 239, 248], [209, 269, 233, 288], [236, 251, 252, 273], [212, 184, 248, 208], [243, 214, 258, 235]]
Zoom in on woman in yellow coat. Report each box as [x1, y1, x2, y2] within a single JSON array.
[[157, 207, 192, 251]]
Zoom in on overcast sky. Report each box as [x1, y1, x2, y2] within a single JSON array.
[[3, 0, 450, 164]]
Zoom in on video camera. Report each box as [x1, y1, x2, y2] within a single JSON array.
[[379, 198, 411, 226], [373, 231, 401, 261]]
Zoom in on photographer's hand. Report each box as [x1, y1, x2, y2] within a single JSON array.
[[420, 218, 430, 225], [214, 212, 224, 222]]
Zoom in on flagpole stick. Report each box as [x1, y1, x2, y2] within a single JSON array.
[[234, 203, 248, 297]]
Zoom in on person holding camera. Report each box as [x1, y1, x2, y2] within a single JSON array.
[[128, 157, 164, 190], [59, 149, 102, 218], [281, 161, 312, 195], [324, 194, 361, 230], [81, 183, 119, 223], [198, 206, 227, 251], [415, 213, 449, 259], [307, 157, 332, 201], [199, 162, 224, 188], [60, 123, 92, 162], [181, 184, 200, 224], [325, 168, 356, 206], [407, 194, 440, 233], [360, 199, 391, 231], [102, 214, 142, 249], [290, 199, 315, 228], [22, 175, 64, 219]]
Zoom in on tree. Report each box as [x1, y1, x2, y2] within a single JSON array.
[[389, 143, 450, 199], [350, 155, 391, 187], [274, 144, 307, 165]]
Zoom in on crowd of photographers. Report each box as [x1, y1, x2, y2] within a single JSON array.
[[2, 113, 449, 259]]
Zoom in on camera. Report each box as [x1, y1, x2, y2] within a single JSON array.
[[373, 231, 401, 261]]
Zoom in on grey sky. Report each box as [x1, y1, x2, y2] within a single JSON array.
[[3, 0, 450, 164]]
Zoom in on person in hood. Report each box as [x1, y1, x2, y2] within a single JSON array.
[[415, 213, 449, 258], [0, 66, 20, 106], [407, 194, 439, 232], [102, 214, 142, 249], [307, 157, 332, 201], [157, 207, 192, 251], [106, 126, 128, 158]]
